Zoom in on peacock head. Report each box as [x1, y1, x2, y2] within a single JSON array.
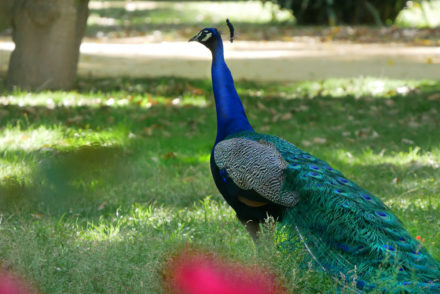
[[189, 28, 220, 50], [189, 19, 234, 52]]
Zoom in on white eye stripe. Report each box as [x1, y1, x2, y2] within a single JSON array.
[[201, 32, 212, 42]]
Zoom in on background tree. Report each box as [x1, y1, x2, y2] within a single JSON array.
[[6, 0, 89, 90], [0, 0, 14, 32], [271, 0, 407, 25]]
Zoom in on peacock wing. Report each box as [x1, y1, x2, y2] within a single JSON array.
[[213, 137, 299, 207]]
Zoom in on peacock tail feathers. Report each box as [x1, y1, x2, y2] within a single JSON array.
[[226, 130, 440, 293]]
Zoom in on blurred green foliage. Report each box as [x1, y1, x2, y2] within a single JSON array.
[[266, 0, 407, 25]]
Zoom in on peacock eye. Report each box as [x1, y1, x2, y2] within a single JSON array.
[[201, 32, 212, 42]]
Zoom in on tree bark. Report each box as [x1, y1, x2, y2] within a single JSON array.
[[6, 0, 89, 90]]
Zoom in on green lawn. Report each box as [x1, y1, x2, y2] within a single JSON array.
[[0, 76, 439, 293]]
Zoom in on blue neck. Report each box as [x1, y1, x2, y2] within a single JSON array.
[[211, 41, 253, 144]]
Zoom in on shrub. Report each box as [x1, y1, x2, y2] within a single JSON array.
[[270, 0, 407, 25]]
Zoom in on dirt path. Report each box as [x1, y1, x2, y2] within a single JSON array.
[[0, 38, 439, 82]]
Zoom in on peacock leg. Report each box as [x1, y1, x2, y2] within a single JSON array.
[[239, 219, 260, 243]]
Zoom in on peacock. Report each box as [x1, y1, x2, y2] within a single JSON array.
[[189, 20, 440, 293]]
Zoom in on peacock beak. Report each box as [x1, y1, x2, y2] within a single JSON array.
[[188, 34, 199, 42]]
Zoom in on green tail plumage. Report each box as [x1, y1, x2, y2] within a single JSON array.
[[229, 131, 440, 293]]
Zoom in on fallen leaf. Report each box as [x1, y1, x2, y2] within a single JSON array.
[[355, 128, 369, 137], [256, 102, 267, 110], [428, 94, 440, 101], [408, 121, 420, 128], [185, 84, 204, 95], [281, 112, 292, 121], [297, 105, 309, 112], [0, 109, 9, 118], [402, 138, 414, 145], [98, 202, 107, 211], [162, 152, 177, 159], [385, 100, 395, 106], [301, 140, 312, 147], [272, 114, 281, 123], [22, 107, 36, 115], [312, 137, 327, 144], [370, 131, 379, 139], [142, 126, 154, 136], [66, 116, 84, 125]]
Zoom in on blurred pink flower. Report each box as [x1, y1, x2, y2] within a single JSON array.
[[0, 270, 34, 294], [165, 250, 284, 294]]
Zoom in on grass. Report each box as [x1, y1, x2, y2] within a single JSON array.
[[0, 76, 440, 293]]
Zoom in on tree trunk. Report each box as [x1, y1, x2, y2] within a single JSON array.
[[6, 0, 89, 90]]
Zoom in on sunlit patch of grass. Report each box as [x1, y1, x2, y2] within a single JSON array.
[[78, 198, 236, 241], [179, 153, 211, 164], [0, 126, 64, 151], [0, 92, 100, 108], [388, 196, 439, 210], [81, 222, 122, 242], [332, 146, 439, 169], [0, 126, 127, 152], [0, 89, 209, 109], [238, 77, 439, 100], [0, 158, 32, 179]]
